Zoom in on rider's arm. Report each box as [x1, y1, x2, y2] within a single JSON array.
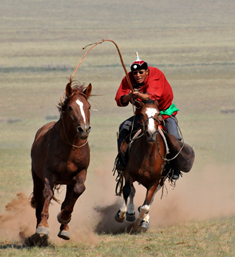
[[115, 76, 132, 107], [120, 93, 132, 105]]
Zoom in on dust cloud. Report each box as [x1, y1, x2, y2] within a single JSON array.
[[0, 158, 234, 245]]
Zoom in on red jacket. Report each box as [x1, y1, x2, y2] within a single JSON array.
[[115, 66, 177, 118]]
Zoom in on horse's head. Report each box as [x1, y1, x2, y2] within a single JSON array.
[[140, 100, 161, 142], [60, 81, 92, 140]]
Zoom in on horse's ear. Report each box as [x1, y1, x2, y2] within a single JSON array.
[[65, 81, 73, 97], [83, 83, 92, 98]]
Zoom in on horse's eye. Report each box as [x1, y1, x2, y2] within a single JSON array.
[[68, 106, 73, 112], [89, 106, 91, 110]]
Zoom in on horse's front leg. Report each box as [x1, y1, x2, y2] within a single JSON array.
[[36, 176, 54, 235], [126, 184, 136, 222], [115, 180, 131, 223], [57, 169, 87, 240], [139, 182, 161, 231]]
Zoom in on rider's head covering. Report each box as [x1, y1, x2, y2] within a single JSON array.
[[130, 52, 148, 71]]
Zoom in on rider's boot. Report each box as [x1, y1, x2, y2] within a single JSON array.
[[171, 168, 180, 180], [163, 163, 181, 181]]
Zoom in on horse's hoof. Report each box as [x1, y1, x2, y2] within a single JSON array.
[[138, 220, 149, 232], [57, 211, 71, 224], [58, 230, 70, 240], [36, 226, 50, 235], [115, 211, 125, 223], [126, 212, 136, 222]]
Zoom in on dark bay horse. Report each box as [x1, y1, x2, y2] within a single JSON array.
[[31, 80, 92, 240], [115, 100, 194, 231]]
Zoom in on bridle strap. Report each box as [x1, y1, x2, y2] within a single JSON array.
[[61, 116, 88, 149], [141, 116, 161, 137], [142, 115, 160, 126]]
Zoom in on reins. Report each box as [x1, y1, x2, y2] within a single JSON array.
[[141, 114, 185, 162], [157, 117, 185, 162]]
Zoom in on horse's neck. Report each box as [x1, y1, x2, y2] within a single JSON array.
[[58, 117, 79, 144], [139, 136, 158, 154]]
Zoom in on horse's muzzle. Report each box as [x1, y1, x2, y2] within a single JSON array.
[[145, 130, 157, 142], [77, 125, 91, 139]]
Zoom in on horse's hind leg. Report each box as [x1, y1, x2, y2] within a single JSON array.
[[36, 175, 54, 235], [115, 180, 131, 223], [126, 184, 136, 222], [57, 170, 87, 240], [31, 169, 44, 228]]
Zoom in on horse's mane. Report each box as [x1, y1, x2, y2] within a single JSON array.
[[58, 81, 87, 115]]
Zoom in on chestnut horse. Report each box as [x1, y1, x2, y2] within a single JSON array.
[[115, 100, 170, 231], [31, 80, 92, 240]]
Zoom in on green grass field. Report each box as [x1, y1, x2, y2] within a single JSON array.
[[1, 0, 235, 256]]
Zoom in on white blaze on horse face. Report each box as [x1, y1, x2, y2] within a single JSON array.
[[76, 99, 86, 123], [145, 108, 159, 132]]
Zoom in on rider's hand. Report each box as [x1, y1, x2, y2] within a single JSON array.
[[132, 90, 140, 99], [132, 90, 149, 102]]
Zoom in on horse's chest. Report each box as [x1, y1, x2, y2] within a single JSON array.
[[66, 159, 82, 172], [53, 150, 88, 174]]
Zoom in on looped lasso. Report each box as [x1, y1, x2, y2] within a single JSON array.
[[70, 39, 133, 92]]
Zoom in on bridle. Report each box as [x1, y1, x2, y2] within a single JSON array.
[[61, 116, 88, 148], [141, 114, 161, 139]]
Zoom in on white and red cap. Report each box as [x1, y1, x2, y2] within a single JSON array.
[[130, 52, 148, 71]]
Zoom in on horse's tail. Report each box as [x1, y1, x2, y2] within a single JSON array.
[[30, 193, 37, 208], [53, 185, 62, 204], [30, 189, 61, 209]]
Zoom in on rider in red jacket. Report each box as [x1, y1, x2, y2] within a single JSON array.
[[115, 53, 181, 180]]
